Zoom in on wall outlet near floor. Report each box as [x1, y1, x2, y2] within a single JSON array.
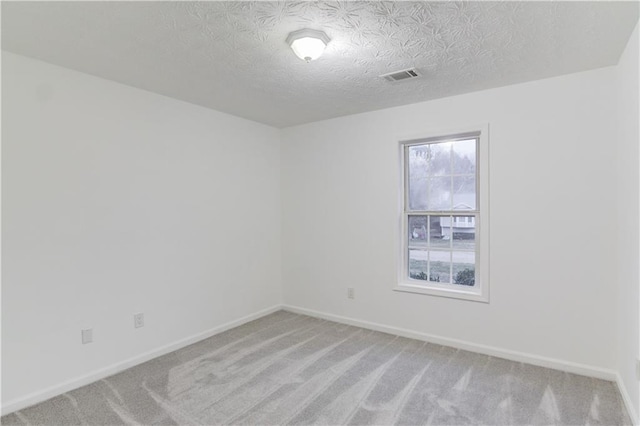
[[347, 287, 355, 299], [134, 313, 144, 328], [81, 328, 93, 344]]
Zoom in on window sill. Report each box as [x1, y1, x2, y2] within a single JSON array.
[[394, 282, 489, 303]]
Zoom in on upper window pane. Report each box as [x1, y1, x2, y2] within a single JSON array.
[[428, 176, 451, 210], [453, 175, 476, 210], [408, 146, 428, 210], [408, 138, 477, 212], [452, 139, 476, 174], [426, 142, 451, 176]]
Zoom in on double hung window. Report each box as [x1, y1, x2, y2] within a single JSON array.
[[397, 127, 489, 302]]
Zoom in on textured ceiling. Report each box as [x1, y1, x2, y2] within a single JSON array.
[[2, 1, 638, 128]]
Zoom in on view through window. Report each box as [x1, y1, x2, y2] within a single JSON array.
[[404, 136, 479, 289]]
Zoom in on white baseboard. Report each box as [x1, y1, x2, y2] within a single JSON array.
[[283, 305, 640, 421], [5, 304, 635, 424], [1, 304, 283, 416], [282, 304, 618, 382], [616, 372, 639, 426]]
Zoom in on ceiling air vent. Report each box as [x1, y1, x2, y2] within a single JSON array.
[[380, 68, 421, 82]]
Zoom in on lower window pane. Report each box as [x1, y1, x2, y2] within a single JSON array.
[[408, 216, 428, 246], [408, 249, 428, 281], [428, 250, 451, 283], [407, 215, 477, 288], [452, 251, 475, 286], [452, 215, 475, 250], [430, 216, 451, 249]]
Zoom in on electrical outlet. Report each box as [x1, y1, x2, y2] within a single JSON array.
[[81, 328, 93, 344], [134, 313, 144, 328], [347, 287, 355, 299]]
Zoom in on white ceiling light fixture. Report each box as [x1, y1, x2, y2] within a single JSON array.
[[286, 29, 330, 62]]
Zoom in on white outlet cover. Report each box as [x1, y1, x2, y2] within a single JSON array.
[[81, 328, 93, 344], [134, 313, 144, 328]]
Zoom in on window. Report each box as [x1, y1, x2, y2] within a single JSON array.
[[396, 126, 489, 302]]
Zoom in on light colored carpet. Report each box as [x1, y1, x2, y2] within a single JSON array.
[[1, 311, 631, 425]]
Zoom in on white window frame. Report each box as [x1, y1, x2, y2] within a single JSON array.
[[395, 124, 490, 303]]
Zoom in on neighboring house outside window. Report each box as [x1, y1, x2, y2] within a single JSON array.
[[396, 125, 489, 302]]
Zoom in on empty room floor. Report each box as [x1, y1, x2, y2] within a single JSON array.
[[1, 311, 631, 425]]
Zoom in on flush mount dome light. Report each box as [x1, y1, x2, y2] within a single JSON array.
[[286, 29, 330, 62]]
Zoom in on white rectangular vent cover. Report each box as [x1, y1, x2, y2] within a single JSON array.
[[380, 68, 421, 82]]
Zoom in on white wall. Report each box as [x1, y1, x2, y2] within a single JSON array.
[[281, 66, 619, 372], [3, 32, 638, 419], [616, 21, 640, 421], [2, 52, 282, 406]]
